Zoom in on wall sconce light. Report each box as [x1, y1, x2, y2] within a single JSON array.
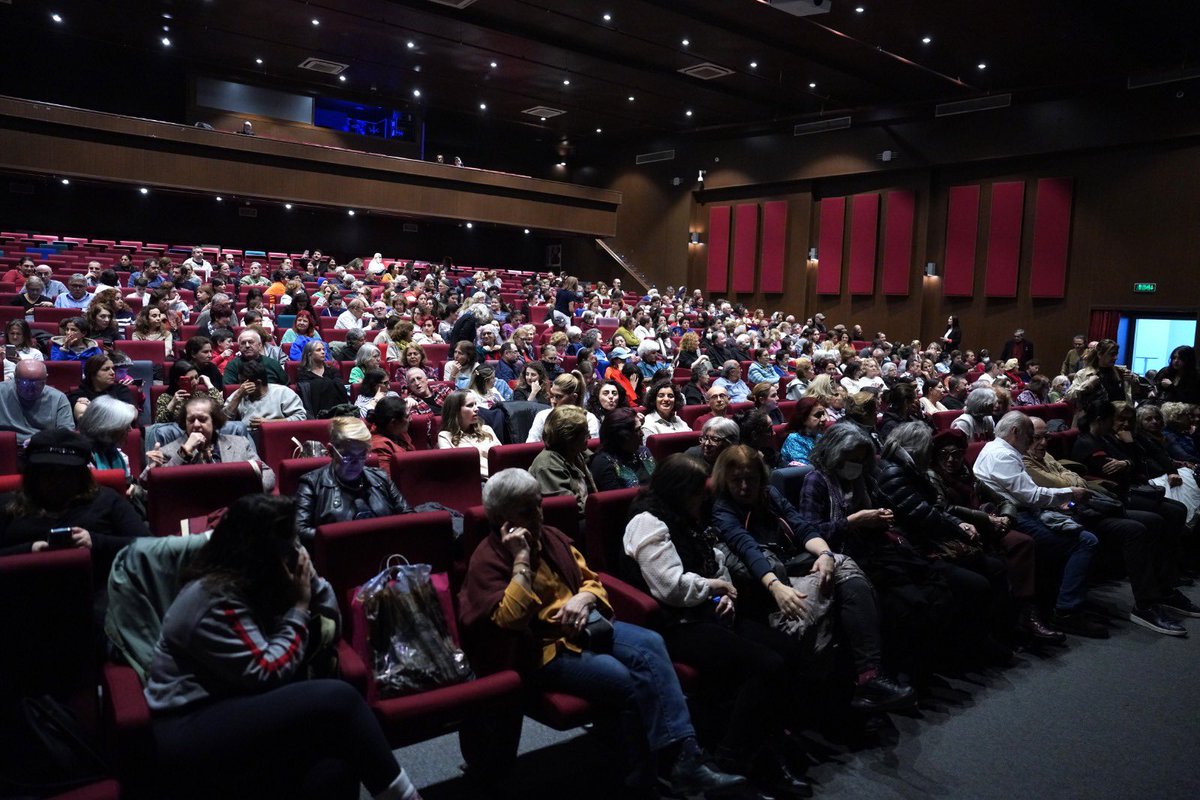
[[924, 262, 938, 277], [689, 232, 702, 245], [806, 247, 818, 269]]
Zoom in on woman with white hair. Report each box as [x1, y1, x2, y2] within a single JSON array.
[[951, 387, 997, 442], [458, 469, 745, 797], [349, 343, 382, 384], [78, 394, 138, 480]]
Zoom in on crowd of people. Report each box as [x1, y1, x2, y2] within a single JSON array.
[[2, 244, 1199, 798]]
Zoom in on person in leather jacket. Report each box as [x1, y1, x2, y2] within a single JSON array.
[[294, 416, 411, 544]]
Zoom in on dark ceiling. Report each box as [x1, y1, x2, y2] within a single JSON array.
[[3, 0, 1198, 145]]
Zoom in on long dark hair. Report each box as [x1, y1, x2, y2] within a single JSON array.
[[7, 463, 97, 517], [183, 494, 300, 618], [586, 378, 630, 420]]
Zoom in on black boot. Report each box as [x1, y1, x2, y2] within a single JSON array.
[[664, 743, 746, 797], [750, 750, 813, 798], [851, 674, 917, 712]]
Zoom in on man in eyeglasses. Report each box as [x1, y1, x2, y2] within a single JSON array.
[[0, 360, 74, 444], [54, 274, 94, 310]]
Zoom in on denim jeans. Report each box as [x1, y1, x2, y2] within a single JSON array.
[[1017, 512, 1098, 612], [537, 621, 694, 752]]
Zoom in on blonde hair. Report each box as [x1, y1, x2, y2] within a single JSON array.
[[1161, 402, 1196, 429], [329, 416, 371, 450], [804, 374, 838, 404], [543, 405, 589, 450]]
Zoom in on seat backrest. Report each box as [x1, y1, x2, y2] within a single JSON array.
[[46, 360, 83, 393], [542, 495, 582, 550], [488, 442, 544, 474], [278, 457, 331, 497], [421, 343, 450, 364], [391, 448, 483, 511], [0, 549, 95, 697], [0, 430, 18, 475], [144, 461, 264, 535], [583, 487, 639, 571], [680, 404, 708, 428], [114, 339, 168, 366], [931, 409, 964, 432], [965, 440, 987, 470], [645, 430, 701, 463], [32, 307, 78, 323], [257, 419, 332, 475], [768, 465, 813, 506]]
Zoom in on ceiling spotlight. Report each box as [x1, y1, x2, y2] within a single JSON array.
[[407, 41, 416, 49], [311, 18, 320, 26], [162, 25, 170, 32], [628, 95, 635, 102], [479, 102, 487, 110], [339, 75, 346, 82], [855, 6, 864, 12], [539, 116, 546, 122], [681, 38, 690, 46], [465, 222, 473, 229], [685, 109, 693, 117], [216, 196, 223, 201], [284, 203, 293, 210], [922, 36, 932, 44], [162, 12, 172, 19], [563, 79, 571, 85], [255, 58, 263, 65], [413, 89, 421, 97], [61, 178, 69, 185], [348, 209, 356, 216], [161, 37, 171, 46], [749, 60, 758, 68], [524, 228, 530, 234], [809, 81, 817, 88], [139, 187, 149, 195], [557, 161, 566, 167], [489, 61, 498, 68], [51, 13, 63, 23], [977, 62, 987, 70], [603, 13, 612, 22], [595, 127, 602, 133]]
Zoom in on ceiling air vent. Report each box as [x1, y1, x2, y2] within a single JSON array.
[[794, 116, 851, 136], [635, 150, 676, 165], [426, 0, 479, 7], [8, 181, 35, 195], [298, 58, 349, 75], [523, 106, 567, 119], [402, 223, 419, 233], [935, 93, 1012, 117], [678, 62, 734, 81], [238, 207, 258, 218]]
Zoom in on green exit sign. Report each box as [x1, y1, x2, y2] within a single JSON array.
[[1133, 282, 1157, 293]]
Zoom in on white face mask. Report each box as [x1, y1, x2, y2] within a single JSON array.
[[838, 461, 864, 481]]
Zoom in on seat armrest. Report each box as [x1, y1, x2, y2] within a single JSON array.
[[102, 663, 150, 733], [599, 572, 663, 629], [336, 639, 370, 695]]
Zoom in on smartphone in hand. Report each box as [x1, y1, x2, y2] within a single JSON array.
[[48, 527, 73, 550]]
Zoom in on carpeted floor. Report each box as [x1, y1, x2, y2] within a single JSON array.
[[384, 580, 1200, 799]]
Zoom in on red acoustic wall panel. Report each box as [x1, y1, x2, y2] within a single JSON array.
[[847, 193, 880, 295], [881, 190, 915, 296], [984, 181, 1025, 297], [943, 185, 981, 297], [1029, 178, 1074, 299], [705, 205, 731, 294], [816, 197, 846, 295], [759, 201, 788, 294], [732, 203, 759, 294]]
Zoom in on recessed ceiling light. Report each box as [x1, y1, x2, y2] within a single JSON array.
[[161, 37, 171, 47], [61, 178, 69, 185], [563, 79, 571, 85], [139, 187, 149, 195], [628, 95, 635, 102], [978, 62, 987, 70], [413, 89, 421, 97], [162, 25, 169, 32], [749, 61, 758, 68], [339, 75, 346, 82], [348, 209, 356, 216], [685, 109, 693, 117], [855, 6, 864, 12], [312, 18, 320, 26], [162, 12, 172, 19], [51, 13, 62, 23], [809, 81, 817, 88], [490, 61, 498, 68], [215, 196, 223, 201], [539, 116, 546, 122], [465, 222, 473, 229], [284, 203, 293, 210], [603, 13, 612, 22], [406, 41, 415, 49], [681, 38, 690, 46], [524, 228, 530, 234], [255, 58, 263, 65], [595, 127, 602, 133], [557, 161, 566, 167], [479, 102, 487, 110], [922, 36, 932, 44]]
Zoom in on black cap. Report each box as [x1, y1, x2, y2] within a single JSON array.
[[25, 428, 91, 467]]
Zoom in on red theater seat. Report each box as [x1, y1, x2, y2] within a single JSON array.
[[389, 448, 482, 512], [487, 442, 544, 475], [0, 431, 18, 475], [931, 409, 964, 432], [144, 462, 265, 535], [583, 487, 639, 572], [645, 430, 701, 463], [257, 419, 332, 476], [114, 339, 169, 366], [46, 360, 83, 393]]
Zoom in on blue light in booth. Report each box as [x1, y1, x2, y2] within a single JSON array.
[[313, 97, 415, 140]]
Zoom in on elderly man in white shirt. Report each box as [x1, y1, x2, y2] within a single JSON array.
[[335, 298, 371, 331], [973, 411, 1104, 638], [712, 360, 751, 404]]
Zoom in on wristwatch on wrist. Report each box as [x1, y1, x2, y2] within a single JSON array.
[[819, 550, 835, 561]]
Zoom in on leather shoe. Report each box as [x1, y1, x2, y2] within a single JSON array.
[[1020, 607, 1066, 644], [664, 750, 746, 797], [1129, 605, 1188, 637], [751, 752, 813, 798], [851, 674, 917, 712], [1051, 609, 1109, 639]]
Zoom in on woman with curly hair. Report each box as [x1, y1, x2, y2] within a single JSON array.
[[131, 304, 174, 358]]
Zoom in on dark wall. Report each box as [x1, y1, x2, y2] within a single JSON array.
[[0, 177, 578, 271]]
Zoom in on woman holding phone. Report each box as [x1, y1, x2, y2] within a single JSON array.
[[3, 319, 44, 381], [156, 359, 223, 423]]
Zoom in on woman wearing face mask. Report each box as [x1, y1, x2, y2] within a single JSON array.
[[711, 445, 915, 713], [294, 417, 412, 546]]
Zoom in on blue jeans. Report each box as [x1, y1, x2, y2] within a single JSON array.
[[1017, 512, 1098, 612], [537, 621, 694, 752]]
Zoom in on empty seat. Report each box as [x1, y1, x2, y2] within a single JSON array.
[[257, 419, 332, 476], [114, 340, 169, 366], [487, 442, 544, 475], [583, 487, 639, 571], [144, 462, 266, 535], [390, 448, 483, 512], [645, 430, 701, 463]]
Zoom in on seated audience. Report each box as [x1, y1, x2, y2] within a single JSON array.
[[295, 417, 412, 544], [296, 340, 349, 419], [77, 394, 137, 482], [443, 340, 479, 389], [67, 353, 137, 421], [368, 397, 414, 481], [1015, 375, 1050, 406], [50, 317, 103, 362], [53, 274, 93, 310], [781, 397, 827, 466], [0, 359, 74, 443], [458, 469, 744, 797], [0, 429, 148, 576], [282, 310, 322, 361], [511, 361, 551, 404], [527, 372, 599, 442], [350, 343, 383, 385], [222, 328, 288, 385], [680, 360, 713, 406], [132, 305, 174, 358], [84, 301, 121, 347], [403, 368, 450, 416], [467, 366, 511, 409], [693, 384, 732, 430], [590, 407, 656, 491], [684, 416, 739, 473], [642, 379, 690, 440], [529, 406, 596, 514], [952, 386, 997, 442], [919, 379, 949, 417], [713, 360, 751, 403], [585, 378, 629, 426], [143, 494, 424, 800], [15, 276, 53, 315], [157, 359, 222, 423], [877, 381, 925, 440], [355, 369, 396, 417], [749, 381, 784, 425], [144, 395, 273, 486], [224, 361, 306, 427], [3, 319, 44, 381], [437, 391, 499, 480]]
